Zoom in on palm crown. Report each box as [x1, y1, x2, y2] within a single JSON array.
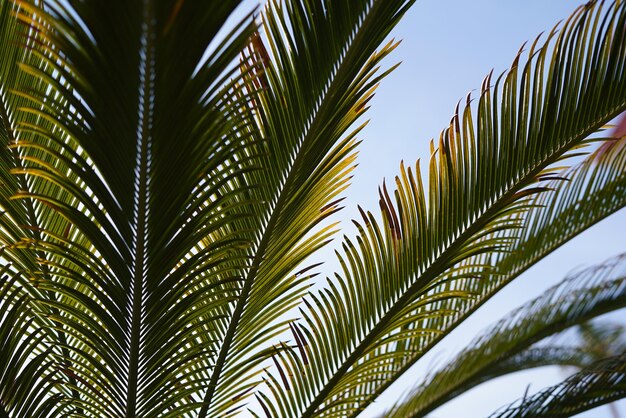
[[0, 0, 625, 417]]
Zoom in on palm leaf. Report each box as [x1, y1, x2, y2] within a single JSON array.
[[347, 128, 626, 416], [488, 353, 626, 418], [5, 0, 263, 416], [0, 1, 93, 412], [197, 1, 417, 416], [386, 252, 626, 418], [483, 345, 597, 378], [261, 2, 626, 416]]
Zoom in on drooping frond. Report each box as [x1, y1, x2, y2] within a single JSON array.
[[260, 2, 626, 416], [488, 353, 626, 418], [483, 345, 597, 378], [385, 252, 626, 418]]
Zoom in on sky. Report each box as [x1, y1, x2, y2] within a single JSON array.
[[230, 1, 626, 416]]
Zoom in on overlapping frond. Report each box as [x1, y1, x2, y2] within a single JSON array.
[[0, 1, 89, 413], [197, 1, 416, 416], [484, 345, 596, 377], [260, 1, 626, 416], [386, 253, 626, 418], [489, 353, 626, 418]]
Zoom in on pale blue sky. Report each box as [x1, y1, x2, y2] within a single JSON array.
[[230, 1, 626, 416]]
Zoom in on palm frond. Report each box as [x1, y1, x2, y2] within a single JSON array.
[[197, 1, 417, 416], [484, 345, 597, 377], [5, 0, 264, 416], [386, 252, 626, 418], [488, 353, 626, 418], [260, 2, 626, 416], [344, 108, 626, 418]]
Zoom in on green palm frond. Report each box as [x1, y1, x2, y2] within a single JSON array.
[[348, 120, 626, 416], [485, 345, 597, 377], [488, 353, 626, 418], [197, 1, 416, 416], [3, 0, 263, 416], [385, 252, 626, 418], [261, 1, 626, 416], [1, 0, 420, 415]]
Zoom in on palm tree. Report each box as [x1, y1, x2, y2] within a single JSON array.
[[0, 0, 625, 417]]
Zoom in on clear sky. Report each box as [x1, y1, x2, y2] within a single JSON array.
[[230, 1, 626, 416]]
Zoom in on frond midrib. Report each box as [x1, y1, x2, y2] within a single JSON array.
[[125, 1, 154, 415]]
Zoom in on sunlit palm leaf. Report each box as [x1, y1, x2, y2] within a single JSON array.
[[262, 2, 626, 416], [197, 1, 416, 416], [347, 130, 626, 416]]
